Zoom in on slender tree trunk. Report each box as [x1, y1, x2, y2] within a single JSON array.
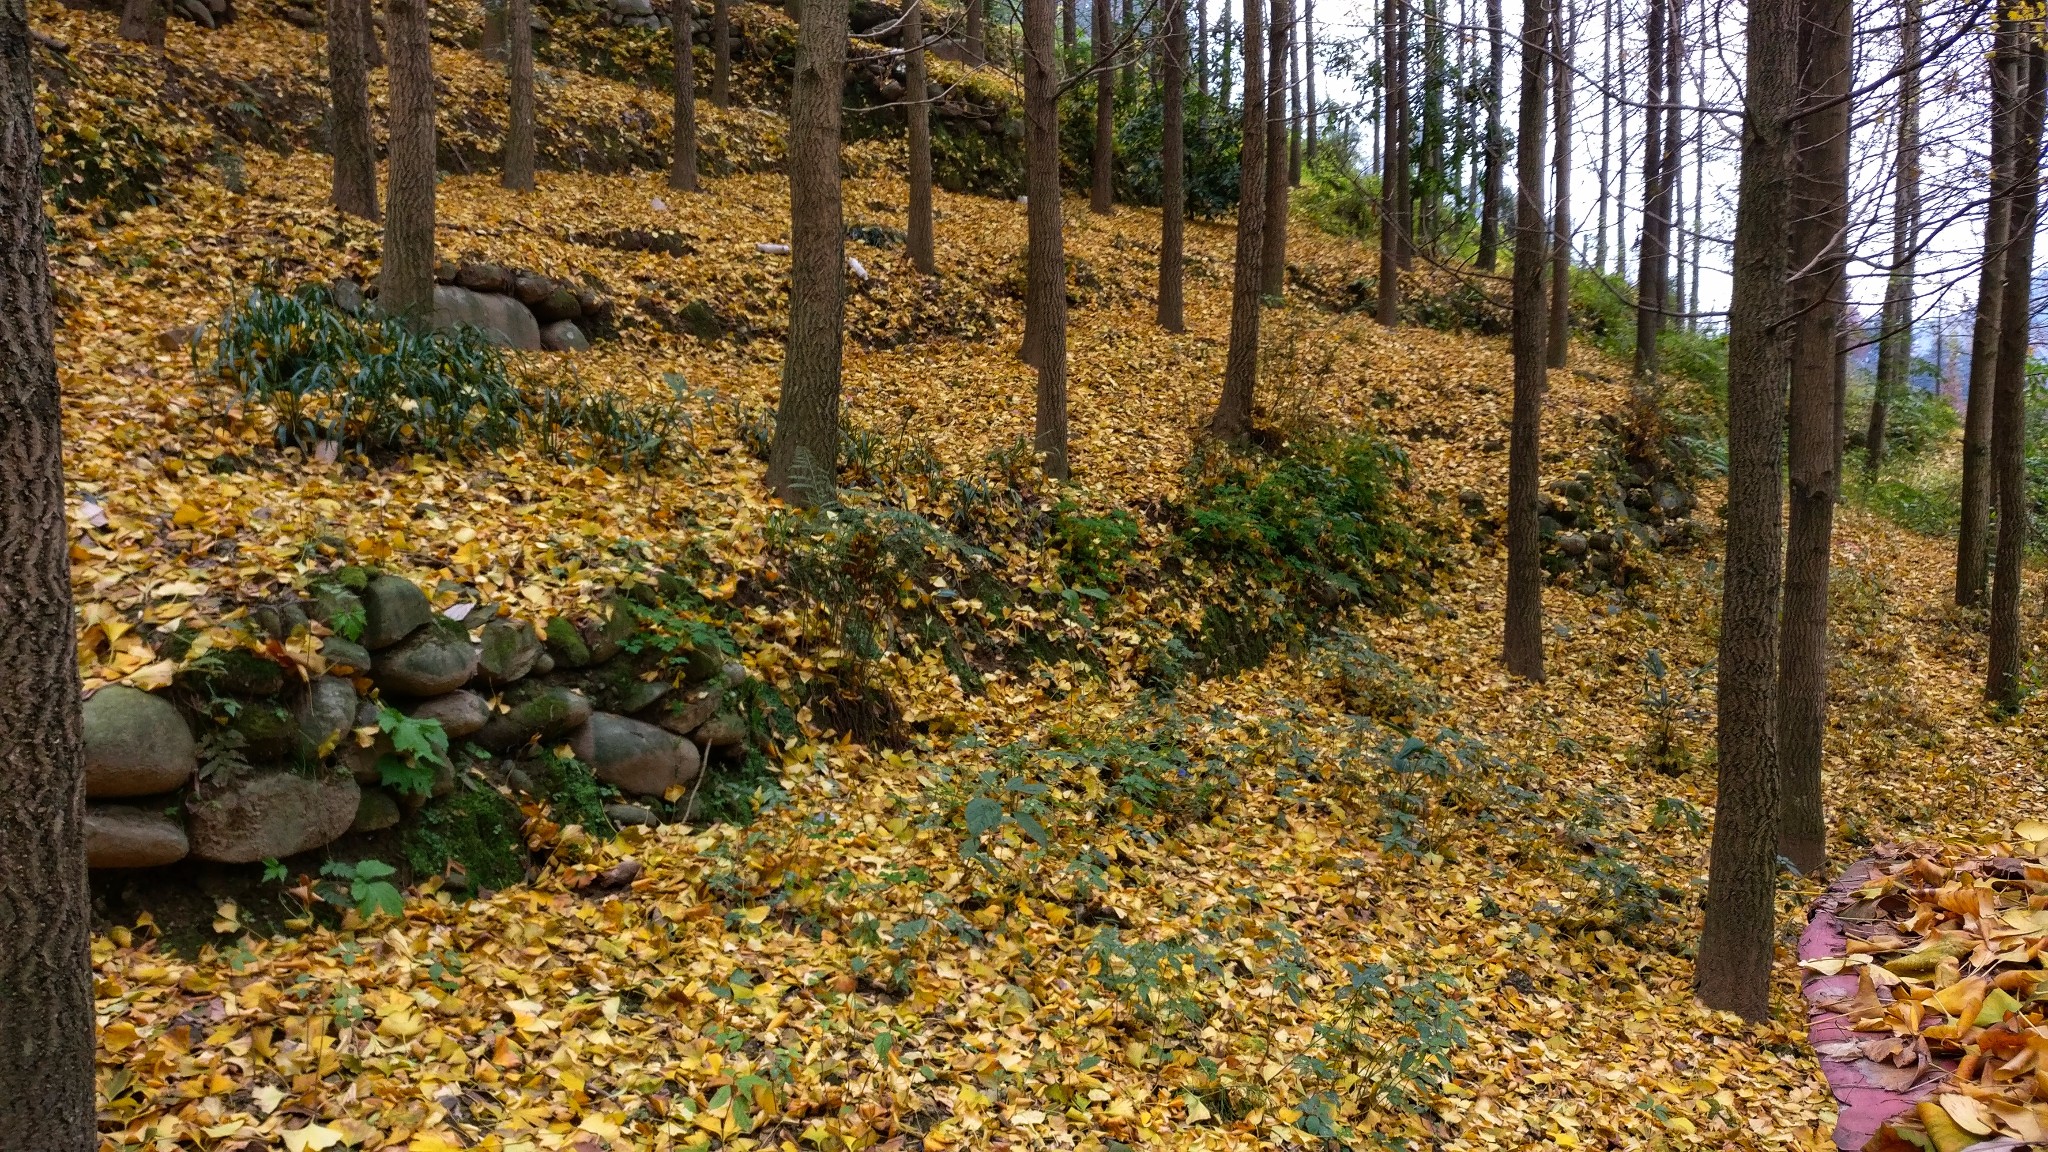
[[1633, 0, 1667, 379], [1775, 0, 1850, 877], [1380, 0, 1405, 317], [380, 0, 438, 318], [1121, 0, 1135, 92], [712, 0, 731, 106], [1393, 7, 1412, 267], [906, 0, 935, 273], [119, 0, 165, 46], [1987, 30, 2047, 709], [1197, 0, 1209, 96], [1595, 0, 1610, 271], [1214, 0, 1267, 442], [1419, 0, 1444, 241], [1958, 28, 2014, 608], [1261, 0, 1289, 295], [1065, 0, 1077, 51], [1092, 0, 1114, 213], [765, 0, 848, 504], [670, 0, 700, 190], [1159, 0, 1187, 330], [1615, 76, 1629, 275], [1662, 0, 1681, 318], [969, 0, 987, 62], [1476, 0, 1503, 269], [1303, 0, 1315, 161], [1219, 2, 1233, 103], [1546, 4, 1570, 368], [0, 0, 93, 1139], [1503, 0, 1549, 681], [1688, 40, 1703, 330], [481, 0, 507, 60], [1024, 0, 1071, 478], [504, 0, 536, 191], [1865, 0, 1920, 476], [329, 0, 380, 219], [1697, 0, 1796, 1024], [1288, 15, 1301, 186]]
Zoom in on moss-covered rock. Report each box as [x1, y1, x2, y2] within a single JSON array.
[[401, 788, 526, 891]]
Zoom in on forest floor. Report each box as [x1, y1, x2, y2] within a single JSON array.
[[40, 2, 2048, 1150]]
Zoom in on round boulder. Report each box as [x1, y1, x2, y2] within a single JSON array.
[[86, 805, 190, 868], [360, 574, 435, 650], [84, 685, 196, 798], [296, 676, 358, 758], [186, 768, 361, 863], [372, 619, 480, 698], [657, 682, 724, 737], [409, 689, 491, 739], [476, 618, 543, 685], [475, 684, 593, 751], [540, 320, 590, 352], [570, 713, 701, 797]]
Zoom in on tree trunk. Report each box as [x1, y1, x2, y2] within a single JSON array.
[[1378, 0, 1404, 319], [0, 0, 94, 1140], [1476, 0, 1503, 269], [1287, 12, 1301, 186], [1696, 0, 1795, 1024], [906, 0, 935, 274], [1865, 0, 1920, 477], [968, 0, 987, 62], [1159, 0, 1186, 331], [1064, 0, 1076, 51], [712, 0, 731, 107], [1418, 0, 1443, 242], [1213, 0, 1266, 442], [504, 0, 536, 191], [1023, 0, 1070, 478], [1632, 0, 1667, 381], [1120, 0, 1134, 92], [380, 0, 438, 318], [1958, 29, 2014, 608], [1091, 0, 1113, 213], [1775, 0, 1850, 877], [1303, 0, 1314, 161], [1260, 0, 1288, 295], [670, 0, 699, 191], [1688, 33, 1703, 330], [1545, 5, 1570, 368], [480, 0, 506, 60], [1662, 0, 1681, 318], [765, 0, 847, 504], [1986, 31, 2047, 709], [1197, 0, 1208, 97], [119, 0, 165, 46], [328, 0, 380, 219], [1594, 0, 1609, 271], [1503, 0, 1549, 681], [1393, 7, 1412, 268]]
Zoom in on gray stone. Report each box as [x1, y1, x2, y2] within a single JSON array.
[[477, 618, 543, 685], [544, 616, 594, 669], [609, 678, 669, 716], [693, 708, 748, 749], [531, 286, 583, 324], [360, 575, 434, 650], [454, 262, 515, 294], [431, 284, 542, 351], [409, 689, 490, 739], [657, 682, 724, 737], [84, 686, 196, 798], [1558, 532, 1590, 558], [373, 619, 480, 697], [352, 788, 402, 833], [475, 684, 593, 751], [295, 676, 358, 758], [86, 805, 189, 868], [251, 600, 310, 641], [721, 660, 748, 688], [570, 713, 701, 797], [329, 277, 367, 315], [676, 642, 721, 684], [605, 803, 659, 827], [309, 582, 366, 636], [321, 636, 374, 675], [540, 320, 590, 352], [512, 274, 557, 306], [178, 647, 285, 696], [612, 0, 652, 14], [532, 652, 556, 676], [186, 768, 361, 863], [229, 701, 300, 759]]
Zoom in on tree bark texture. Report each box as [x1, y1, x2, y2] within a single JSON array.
[[1477, 0, 1503, 269], [765, 0, 847, 504], [1214, 0, 1266, 442], [1503, 0, 1549, 682], [1594, 0, 1610, 270], [1696, 0, 1796, 1023], [670, 0, 699, 191], [1775, 0, 1850, 877], [906, 0, 935, 274], [1091, 0, 1113, 213], [1158, 0, 1186, 331], [1632, 0, 1668, 380], [504, 0, 535, 191], [712, 0, 730, 105], [1023, 0, 1070, 478], [1260, 0, 1288, 295], [1287, 14, 1300, 185], [1064, 0, 1076, 51], [1986, 29, 2046, 710], [1303, 0, 1314, 161], [0, 0, 95, 1140], [1378, 0, 1405, 319], [1865, 0, 1920, 476], [380, 0, 438, 318], [328, 0, 380, 220], [1958, 27, 2014, 608], [967, 0, 986, 61], [1546, 4, 1570, 368]]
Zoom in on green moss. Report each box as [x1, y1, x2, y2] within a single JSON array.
[[401, 788, 526, 892], [536, 753, 615, 837]]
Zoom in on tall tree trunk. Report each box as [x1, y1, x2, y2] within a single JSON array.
[[969, 0, 987, 62], [712, 0, 731, 106], [1503, 0, 1549, 681], [1775, 0, 1850, 877], [1696, 0, 1796, 1024], [119, 0, 165, 46], [1303, 0, 1314, 161], [1197, 0, 1209, 96], [1865, 0, 1920, 476], [1958, 28, 2015, 608], [504, 0, 536, 191], [1065, 0, 1076, 51], [1287, 14, 1301, 185], [1213, 0, 1266, 442], [1419, 0, 1444, 242], [1688, 31, 1703, 330], [765, 0, 848, 504], [1261, 0, 1289, 295], [1546, 3, 1570, 368], [1986, 29, 2047, 709], [329, 0, 380, 219], [906, 0, 935, 273], [1120, 0, 1135, 91], [670, 0, 699, 190], [1632, 0, 1667, 379], [1159, 0, 1187, 330], [1476, 0, 1503, 269], [1662, 0, 1681, 318], [1024, 0, 1071, 478], [0, 0, 93, 1139], [380, 0, 438, 318], [1594, 0, 1610, 271], [1393, 6, 1412, 267], [1219, 1, 1233, 103], [1091, 0, 1113, 213], [481, 0, 507, 60], [1379, 0, 1405, 317]]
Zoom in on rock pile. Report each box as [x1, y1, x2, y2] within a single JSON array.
[[431, 261, 614, 352], [1457, 464, 1699, 593], [82, 568, 758, 881]]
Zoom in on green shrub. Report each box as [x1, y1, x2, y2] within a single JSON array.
[[1053, 505, 1142, 588]]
